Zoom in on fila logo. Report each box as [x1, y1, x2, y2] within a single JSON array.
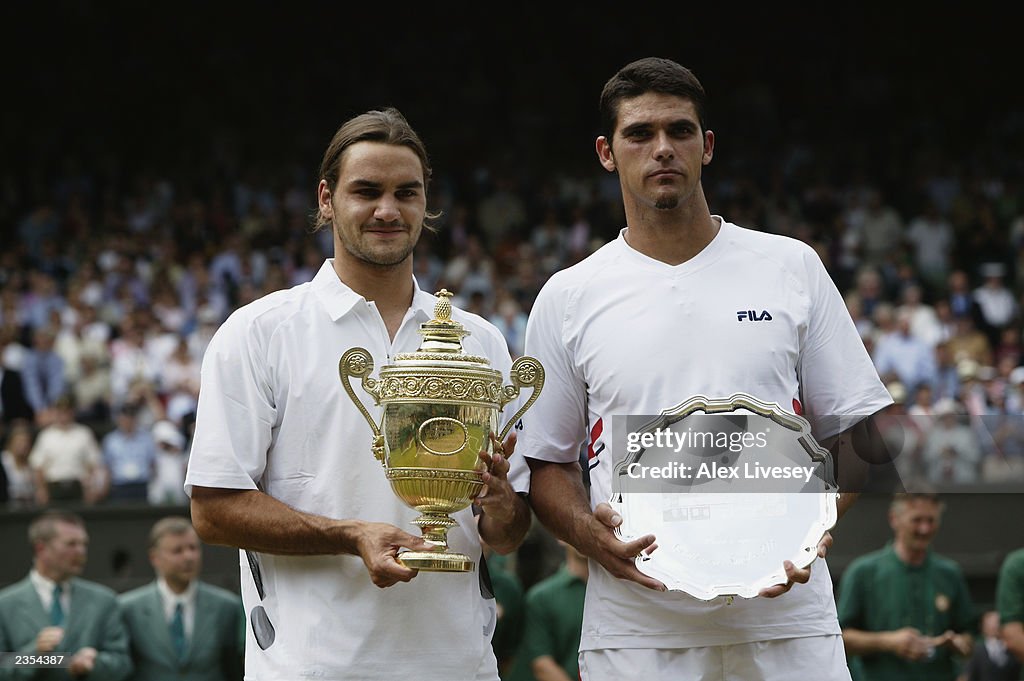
[[737, 310, 773, 322]]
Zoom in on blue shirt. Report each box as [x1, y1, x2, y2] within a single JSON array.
[[102, 428, 157, 485]]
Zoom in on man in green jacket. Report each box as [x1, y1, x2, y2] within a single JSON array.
[[838, 492, 975, 680], [997, 546, 1024, 679], [0, 510, 132, 680], [119, 517, 243, 681]]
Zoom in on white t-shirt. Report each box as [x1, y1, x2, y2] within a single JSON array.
[[28, 423, 101, 482], [520, 219, 892, 650], [185, 260, 525, 680]]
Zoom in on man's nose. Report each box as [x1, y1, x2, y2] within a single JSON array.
[[374, 197, 401, 222]]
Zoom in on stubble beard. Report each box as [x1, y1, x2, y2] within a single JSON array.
[[337, 223, 418, 268], [654, 196, 680, 210]]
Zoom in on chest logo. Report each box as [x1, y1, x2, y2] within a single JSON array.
[[736, 310, 773, 322]]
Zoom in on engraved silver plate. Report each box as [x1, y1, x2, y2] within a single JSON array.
[[610, 393, 839, 600]]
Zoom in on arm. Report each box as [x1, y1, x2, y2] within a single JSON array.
[[19, 355, 46, 415], [475, 433, 531, 554], [997, 549, 1024, 662], [190, 486, 432, 588], [32, 467, 49, 506], [68, 596, 133, 680], [527, 458, 662, 590], [842, 627, 933, 660], [1004, 622, 1024, 663], [531, 656, 574, 681]]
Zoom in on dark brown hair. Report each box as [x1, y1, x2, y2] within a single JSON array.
[[599, 57, 708, 141], [313, 107, 438, 232]]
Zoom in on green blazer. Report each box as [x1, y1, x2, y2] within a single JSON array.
[[0, 575, 132, 681], [118, 581, 244, 681]]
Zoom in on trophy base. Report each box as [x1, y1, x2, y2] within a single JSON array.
[[397, 551, 474, 572]]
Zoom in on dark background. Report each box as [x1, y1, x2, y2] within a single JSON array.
[[3, 3, 1021, 219]]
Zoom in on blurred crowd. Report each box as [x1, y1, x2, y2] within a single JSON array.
[[2, 126, 1024, 508]]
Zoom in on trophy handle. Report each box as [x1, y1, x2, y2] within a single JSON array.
[[497, 356, 545, 442], [338, 348, 385, 462]]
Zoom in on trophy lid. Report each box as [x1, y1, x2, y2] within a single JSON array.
[[393, 290, 492, 367]]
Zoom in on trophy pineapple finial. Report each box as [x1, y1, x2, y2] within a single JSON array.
[[434, 289, 453, 322]]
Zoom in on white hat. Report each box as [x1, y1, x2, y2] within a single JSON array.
[[933, 398, 960, 416], [957, 359, 980, 380], [152, 420, 185, 449], [886, 381, 908, 404]]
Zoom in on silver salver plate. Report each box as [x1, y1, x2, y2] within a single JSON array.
[[610, 393, 838, 600]]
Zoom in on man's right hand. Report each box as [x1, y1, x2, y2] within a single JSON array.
[[886, 627, 933, 660], [588, 502, 665, 591], [35, 626, 63, 652], [354, 522, 433, 588]]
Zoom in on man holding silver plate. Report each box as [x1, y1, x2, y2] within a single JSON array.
[[185, 108, 532, 680], [521, 58, 894, 680]]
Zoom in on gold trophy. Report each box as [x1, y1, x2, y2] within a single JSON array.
[[338, 290, 544, 572]]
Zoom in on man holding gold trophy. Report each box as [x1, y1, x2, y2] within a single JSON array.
[[185, 108, 534, 680], [520, 58, 894, 680]]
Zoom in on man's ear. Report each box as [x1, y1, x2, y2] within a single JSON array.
[[596, 136, 616, 172], [702, 130, 715, 166], [317, 180, 333, 220]]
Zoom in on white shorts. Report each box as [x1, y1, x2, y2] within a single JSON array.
[[579, 635, 851, 681]]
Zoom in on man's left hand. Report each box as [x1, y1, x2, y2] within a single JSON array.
[[68, 646, 97, 677], [473, 432, 518, 524]]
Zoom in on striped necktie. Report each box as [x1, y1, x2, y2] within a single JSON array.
[[50, 584, 64, 626]]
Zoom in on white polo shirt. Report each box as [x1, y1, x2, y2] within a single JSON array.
[[185, 260, 524, 680], [520, 219, 892, 650]]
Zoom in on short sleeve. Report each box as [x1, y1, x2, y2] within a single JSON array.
[[797, 247, 891, 439], [185, 313, 277, 495], [997, 549, 1024, 625], [518, 280, 588, 464]]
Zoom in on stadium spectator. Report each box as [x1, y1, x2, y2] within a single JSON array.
[[996, 547, 1024, 670], [960, 610, 1021, 681], [102, 404, 157, 503], [838, 492, 976, 680], [905, 198, 955, 293], [507, 540, 587, 681], [2, 419, 37, 507], [29, 394, 106, 505], [873, 307, 939, 397], [148, 420, 189, 506], [20, 325, 67, 426], [974, 263, 1019, 351], [920, 399, 982, 484]]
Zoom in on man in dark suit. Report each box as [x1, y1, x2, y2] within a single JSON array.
[[962, 610, 1022, 681], [119, 516, 244, 681], [0, 510, 132, 680]]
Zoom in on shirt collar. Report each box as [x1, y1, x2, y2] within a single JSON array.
[[157, 576, 197, 608], [884, 540, 933, 569], [311, 260, 363, 322], [312, 258, 435, 325], [30, 569, 66, 595]]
